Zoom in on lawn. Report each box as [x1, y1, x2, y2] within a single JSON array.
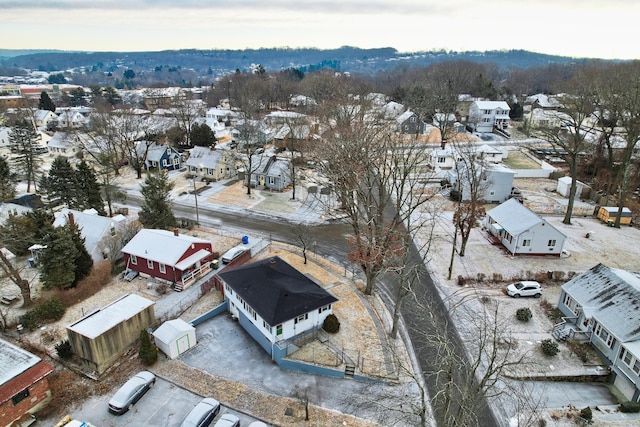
[[502, 150, 541, 170]]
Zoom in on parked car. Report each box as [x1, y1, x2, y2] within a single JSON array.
[[506, 281, 542, 298], [213, 414, 240, 427], [221, 246, 246, 264], [180, 397, 221, 427], [108, 371, 156, 415]]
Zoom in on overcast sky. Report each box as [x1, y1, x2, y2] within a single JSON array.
[[1, 0, 638, 60]]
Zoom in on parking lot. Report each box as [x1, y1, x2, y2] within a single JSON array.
[[69, 376, 259, 427]]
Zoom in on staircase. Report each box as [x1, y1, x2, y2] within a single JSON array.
[[552, 320, 575, 341], [344, 364, 356, 378]]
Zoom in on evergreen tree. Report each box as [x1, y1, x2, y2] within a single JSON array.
[[68, 220, 93, 285], [0, 156, 17, 202], [40, 226, 79, 290], [75, 160, 106, 215], [189, 122, 217, 147], [0, 211, 52, 256], [40, 156, 78, 208], [38, 91, 56, 112], [139, 172, 176, 229], [139, 330, 158, 365], [9, 118, 43, 192]]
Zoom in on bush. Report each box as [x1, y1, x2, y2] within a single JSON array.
[[139, 330, 158, 366], [19, 296, 66, 331], [55, 260, 112, 307], [580, 406, 592, 420], [457, 275, 466, 287], [516, 307, 532, 322], [541, 339, 560, 356], [620, 401, 640, 413], [323, 314, 340, 333], [55, 340, 73, 359]]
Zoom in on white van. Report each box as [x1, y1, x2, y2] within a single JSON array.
[[221, 245, 246, 264]]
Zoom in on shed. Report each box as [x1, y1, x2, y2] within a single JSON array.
[[598, 206, 633, 225], [557, 176, 588, 199], [152, 319, 196, 359]]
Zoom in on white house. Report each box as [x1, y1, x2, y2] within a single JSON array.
[[218, 256, 338, 357], [555, 264, 640, 401], [468, 100, 510, 133], [484, 198, 567, 256], [152, 319, 196, 359]]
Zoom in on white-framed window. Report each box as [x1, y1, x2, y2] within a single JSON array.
[[162, 159, 168, 167], [159, 263, 166, 274], [294, 313, 308, 324], [522, 239, 531, 247], [437, 156, 446, 163], [548, 239, 556, 246], [147, 259, 154, 269], [130, 254, 137, 265], [318, 304, 331, 313]]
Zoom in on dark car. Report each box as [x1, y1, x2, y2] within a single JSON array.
[[108, 371, 156, 415], [180, 397, 221, 427], [213, 414, 240, 427]]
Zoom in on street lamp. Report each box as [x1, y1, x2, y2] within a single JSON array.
[[192, 178, 199, 225]]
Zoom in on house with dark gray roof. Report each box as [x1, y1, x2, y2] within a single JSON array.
[[555, 264, 640, 401], [483, 198, 566, 256], [218, 256, 338, 357]]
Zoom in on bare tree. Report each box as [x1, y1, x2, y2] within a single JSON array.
[[532, 75, 597, 225], [98, 220, 142, 265], [170, 90, 205, 147], [9, 115, 43, 193], [0, 249, 33, 307], [287, 223, 315, 264]]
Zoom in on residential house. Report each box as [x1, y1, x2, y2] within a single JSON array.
[[555, 264, 640, 401], [448, 162, 516, 203], [271, 122, 318, 150], [0, 203, 31, 226], [249, 155, 292, 191], [0, 339, 54, 427], [468, 100, 510, 133], [33, 109, 58, 129], [121, 229, 215, 291], [53, 208, 127, 263], [483, 198, 567, 256], [475, 144, 504, 163], [47, 131, 80, 157], [381, 101, 405, 119], [396, 110, 421, 134], [218, 256, 338, 357], [141, 142, 183, 171], [56, 108, 89, 129], [185, 146, 234, 181], [429, 143, 459, 171]]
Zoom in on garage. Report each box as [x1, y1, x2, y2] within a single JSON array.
[[152, 319, 197, 359]]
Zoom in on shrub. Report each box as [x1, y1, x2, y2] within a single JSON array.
[[55, 340, 73, 359], [620, 401, 640, 413], [476, 272, 486, 283], [534, 272, 548, 283], [323, 314, 340, 333], [139, 330, 158, 366], [541, 339, 560, 356], [567, 339, 591, 363], [491, 273, 503, 283], [19, 296, 66, 331], [516, 307, 532, 322], [580, 407, 592, 420], [55, 260, 112, 307], [457, 275, 466, 286]]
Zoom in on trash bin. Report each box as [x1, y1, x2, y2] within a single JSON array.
[[28, 258, 35, 267], [211, 259, 219, 269], [242, 235, 249, 244]]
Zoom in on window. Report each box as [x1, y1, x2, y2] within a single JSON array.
[[147, 259, 154, 269], [437, 156, 446, 163], [522, 239, 531, 247], [130, 254, 137, 265], [159, 263, 166, 274], [276, 324, 283, 335], [634, 360, 640, 375], [294, 313, 308, 324], [318, 304, 331, 313], [12, 388, 29, 406], [162, 159, 168, 167], [548, 239, 556, 247]]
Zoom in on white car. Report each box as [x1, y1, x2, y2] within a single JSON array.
[[506, 281, 542, 298], [221, 246, 246, 264]]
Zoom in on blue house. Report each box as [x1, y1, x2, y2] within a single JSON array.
[[555, 263, 640, 401], [141, 142, 183, 171]]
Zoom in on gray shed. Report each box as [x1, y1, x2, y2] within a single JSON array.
[[152, 319, 196, 359]]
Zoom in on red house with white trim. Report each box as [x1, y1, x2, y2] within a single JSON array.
[[121, 229, 214, 291]]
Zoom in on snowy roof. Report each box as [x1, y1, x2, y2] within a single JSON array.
[[121, 229, 211, 267], [396, 110, 417, 123], [472, 100, 510, 111], [67, 294, 154, 339], [185, 146, 225, 169], [0, 202, 32, 224], [0, 338, 42, 387], [152, 319, 194, 343], [53, 208, 119, 256], [562, 264, 640, 342], [47, 131, 75, 149], [525, 94, 563, 108], [487, 198, 548, 235]]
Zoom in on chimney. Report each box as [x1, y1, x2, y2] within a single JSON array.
[[173, 228, 179, 236], [441, 141, 446, 150], [269, 258, 277, 268], [67, 212, 75, 226]]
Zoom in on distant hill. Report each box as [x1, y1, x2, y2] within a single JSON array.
[[0, 47, 595, 78]]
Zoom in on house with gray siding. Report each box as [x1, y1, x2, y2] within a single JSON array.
[[555, 264, 640, 402], [483, 198, 566, 256], [448, 162, 515, 203]]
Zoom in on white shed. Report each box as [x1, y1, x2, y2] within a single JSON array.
[[557, 176, 588, 199], [152, 319, 196, 359]]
